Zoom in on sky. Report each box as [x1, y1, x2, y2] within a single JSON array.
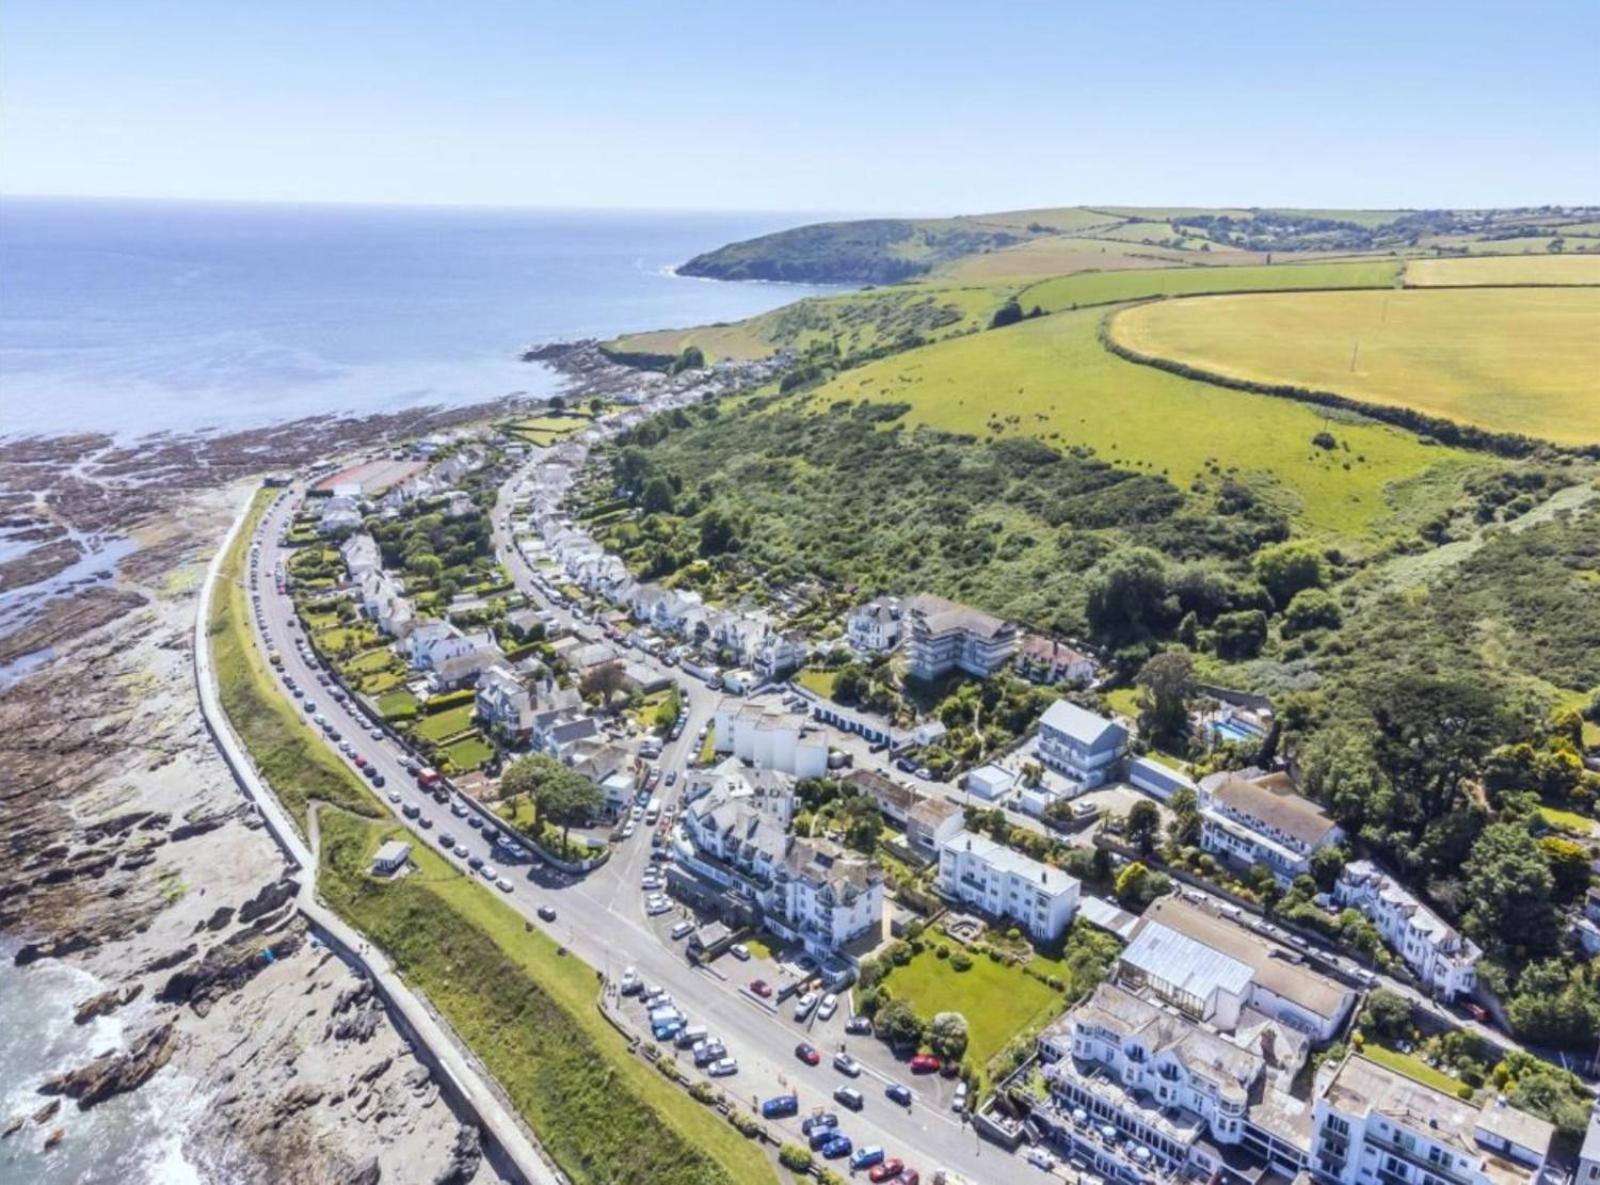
[[3, 0, 1596, 214]]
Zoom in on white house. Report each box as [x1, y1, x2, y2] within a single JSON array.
[[1198, 768, 1344, 885], [963, 763, 1017, 802], [371, 840, 412, 876], [475, 665, 535, 743], [768, 838, 885, 958], [318, 495, 362, 535], [936, 830, 1080, 940], [1334, 860, 1481, 1001], [713, 704, 829, 779], [1577, 1103, 1600, 1185], [1036, 701, 1128, 790], [1015, 635, 1097, 686], [340, 533, 382, 580], [1312, 1055, 1552, 1185], [903, 594, 1018, 682], [751, 632, 807, 681], [906, 796, 964, 857], [846, 598, 902, 654], [404, 620, 466, 670], [359, 569, 414, 638]]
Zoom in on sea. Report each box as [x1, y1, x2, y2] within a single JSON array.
[[0, 196, 840, 439], [0, 199, 837, 1177]]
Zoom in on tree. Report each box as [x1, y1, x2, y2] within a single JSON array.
[[1136, 649, 1195, 748], [927, 1012, 969, 1062], [1299, 724, 1389, 834], [1253, 541, 1327, 608], [1166, 787, 1202, 849], [698, 508, 739, 556], [579, 662, 629, 705], [1125, 800, 1163, 855], [1539, 835, 1591, 901], [641, 476, 676, 515], [588, 397, 604, 416], [1283, 587, 1342, 634], [1506, 966, 1600, 1054], [1086, 549, 1171, 648], [653, 688, 682, 736], [1462, 822, 1561, 957], [614, 447, 651, 495], [538, 766, 605, 848], [1114, 861, 1156, 907], [548, 395, 566, 410], [1212, 609, 1268, 659], [1361, 989, 1413, 1040], [989, 297, 1024, 329], [876, 998, 924, 1050], [1309, 844, 1348, 893], [1372, 674, 1510, 828], [835, 796, 885, 854]]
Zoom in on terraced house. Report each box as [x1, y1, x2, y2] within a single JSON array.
[[903, 593, 1018, 681], [936, 829, 1080, 940], [1198, 768, 1343, 886], [1333, 861, 1481, 1002]]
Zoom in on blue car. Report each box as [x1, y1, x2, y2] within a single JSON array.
[[761, 1094, 799, 1120], [820, 1135, 853, 1160], [886, 1082, 912, 1106], [809, 1127, 841, 1151], [850, 1145, 885, 1171], [801, 1112, 838, 1136]]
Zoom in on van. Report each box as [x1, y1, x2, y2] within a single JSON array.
[[670, 920, 694, 941], [675, 1025, 707, 1048], [833, 1086, 864, 1111], [645, 797, 661, 825]]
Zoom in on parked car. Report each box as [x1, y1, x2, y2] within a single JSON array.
[[833, 1086, 864, 1111], [749, 979, 772, 998], [810, 1127, 842, 1152], [729, 943, 750, 961], [801, 1112, 837, 1135], [496, 878, 513, 893], [846, 1015, 873, 1035], [468, 856, 484, 870], [818, 993, 838, 1020], [1025, 1148, 1056, 1171], [909, 1054, 942, 1074], [1463, 1002, 1491, 1024], [439, 835, 455, 849], [793, 992, 819, 1021], [537, 905, 557, 922], [952, 1081, 968, 1112], [851, 1146, 885, 1171], [820, 1135, 853, 1160], [886, 1083, 912, 1106], [760, 1094, 799, 1120], [708, 1057, 737, 1077], [670, 920, 694, 940], [795, 1042, 821, 1066]]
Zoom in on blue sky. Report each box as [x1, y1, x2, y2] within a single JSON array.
[[3, 0, 1595, 213]]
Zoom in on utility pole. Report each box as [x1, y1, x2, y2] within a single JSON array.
[[1349, 343, 1360, 373]]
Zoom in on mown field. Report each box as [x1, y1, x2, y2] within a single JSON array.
[[1022, 259, 1401, 312], [934, 237, 1219, 281], [818, 304, 1474, 539], [209, 489, 384, 832], [1108, 287, 1600, 446], [317, 811, 777, 1185], [1405, 254, 1600, 286]]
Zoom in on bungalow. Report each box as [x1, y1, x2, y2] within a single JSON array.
[[1015, 635, 1096, 687]]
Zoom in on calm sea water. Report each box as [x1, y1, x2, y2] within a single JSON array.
[[0, 198, 839, 439]]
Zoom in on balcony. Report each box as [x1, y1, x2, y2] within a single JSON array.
[[1365, 1134, 1475, 1185]]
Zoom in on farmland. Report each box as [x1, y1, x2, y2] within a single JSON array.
[[815, 303, 1474, 539], [1405, 254, 1600, 286], [1023, 259, 1401, 313], [1107, 287, 1600, 446]]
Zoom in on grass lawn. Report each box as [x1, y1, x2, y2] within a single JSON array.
[[209, 490, 383, 833], [823, 304, 1469, 542], [1103, 687, 1141, 718], [872, 947, 1063, 1072], [1539, 805, 1598, 837], [347, 648, 399, 674], [697, 727, 717, 766], [414, 703, 477, 743], [1360, 1046, 1472, 1100], [440, 735, 495, 772], [377, 689, 420, 721], [316, 810, 775, 1185], [1109, 288, 1600, 447], [794, 667, 840, 700], [1022, 259, 1400, 313]]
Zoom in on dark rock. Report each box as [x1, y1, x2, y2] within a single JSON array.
[[73, 983, 143, 1025], [32, 1099, 60, 1124], [168, 812, 231, 843], [38, 1021, 178, 1110], [82, 811, 163, 843], [237, 877, 299, 924], [141, 943, 196, 974], [200, 905, 235, 932], [14, 932, 97, 966], [43, 1127, 64, 1150], [158, 918, 305, 1010], [432, 1124, 482, 1185], [357, 1055, 392, 1084], [343, 1155, 382, 1185], [1, 1115, 23, 1139]]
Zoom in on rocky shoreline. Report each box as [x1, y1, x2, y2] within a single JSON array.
[[0, 427, 538, 1180]]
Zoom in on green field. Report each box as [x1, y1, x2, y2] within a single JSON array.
[[869, 948, 1063, 1071], [209, 491, 384, 832], [414, 703, 476, 743], [1406, 254, 1600, 286], [317, 810, 776, 1185], [440, 735, 494, 771], [793, 667, 840, 699], [377, 688, 420, 720], [820, 304, 1472, 539], [1022, 259, 1401, 312], [1109, 287, 1600, 446]]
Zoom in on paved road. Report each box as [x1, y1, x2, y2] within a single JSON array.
[[253, 472, 1043, 1185]]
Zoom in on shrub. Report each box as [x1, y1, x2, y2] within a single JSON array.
[[689, 1081, 717, 1104], [727, 1110, 761, 1137], [936, 944, 950, 959], [779, 1144, 814, 1172], [950, 951, 973, 972]]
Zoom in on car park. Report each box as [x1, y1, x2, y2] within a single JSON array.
[[886, 1082, 912, 1106], [832, 1052, 861, 1077], [834, 1086, 864, 1111]]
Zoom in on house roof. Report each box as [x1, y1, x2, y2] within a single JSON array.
[[906, 593, 1012, 640], [1201, 769, 1339, 848], [1039, 700, 1128, 751], [1122, 919, 1256, 1004], [1018, 634, 1092, 667], [908, 796, 962, 829], [846, 768, 919, 813], [944, 829, 1078, 897]]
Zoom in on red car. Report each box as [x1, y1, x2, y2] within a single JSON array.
[[908, 1054, 942, 1074], [1463, 1002, 1490, 1024], [898, 1172, 920, 1185], [869, 1159, 905, 1182], [750, 979, 772, 998], [795, 1042, 821, 1066]]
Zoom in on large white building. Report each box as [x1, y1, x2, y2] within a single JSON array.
[[767, 838, 885, 958], [474, 664, 535, 742], [1199, 768, 1344, 886], [936, 830, 1080, 940], [1334, 860, 1481, 1001], [903, 594, 1018, 682], [1036, 701, 1129, 790], [1313, 1055, 1552, 1185], [713, 703, 829, 779], [846, 598, 903, 654]]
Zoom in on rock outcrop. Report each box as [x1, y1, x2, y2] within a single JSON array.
[[38, 1021, 178, 1110]]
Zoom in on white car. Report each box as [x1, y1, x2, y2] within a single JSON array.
[[729, 943, 750, 961], [1026, 1148, 1056, 1171], [818, 993, 838, 1021], [952, 1081, 969, 1111], [707, 1057, 738, 1077], [670, 920, 694, 940], [646, 898, 672, 917], [496, 877, 514, 893], [793, 992, 819, 1021], [480, 865, 498, 881], [622, 822, 636, 839]]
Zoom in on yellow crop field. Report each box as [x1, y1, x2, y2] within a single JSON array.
[[1108, 288, 1600, 445], [816, 306, 1475, 540], [1406, 254, 1600, 286], [935, 237, 1236, 281]]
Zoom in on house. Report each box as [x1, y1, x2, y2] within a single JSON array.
[[1312, 1055, 1552, 1185], [684, 758, 797, 829], [430, 638, 503, 692], [845, 768, 920, 825], [1125, 897, 1356, 1042], [1016, 635, 1097, 686], [846, 598, 902, 654], [534, 713, 600, 761], [475, 665, 535, 743], [1036, 701, 1129, 790], [371, 840, 412, 876], [680, 781, 793, 885], [1577, 1102, 1600, 1185], [318, 495, 363, 535], [903, 594, 1018, 681], [751, 632, 807, 681], [905, 796, 963, 856], [1032, 981, 1315, 1184], [340, 533, 382, 580], [404, 620, 464, 670], [713, 703, 829, 779], [936, 830, 1080, 940], [506, 607, 552, 641], [767, 838, 885, 958], [359, 570, 414, 638], [1199, 768, 1344, 885], [963, 763, 1017, 802], [1334, 861, 1481, 1001]]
